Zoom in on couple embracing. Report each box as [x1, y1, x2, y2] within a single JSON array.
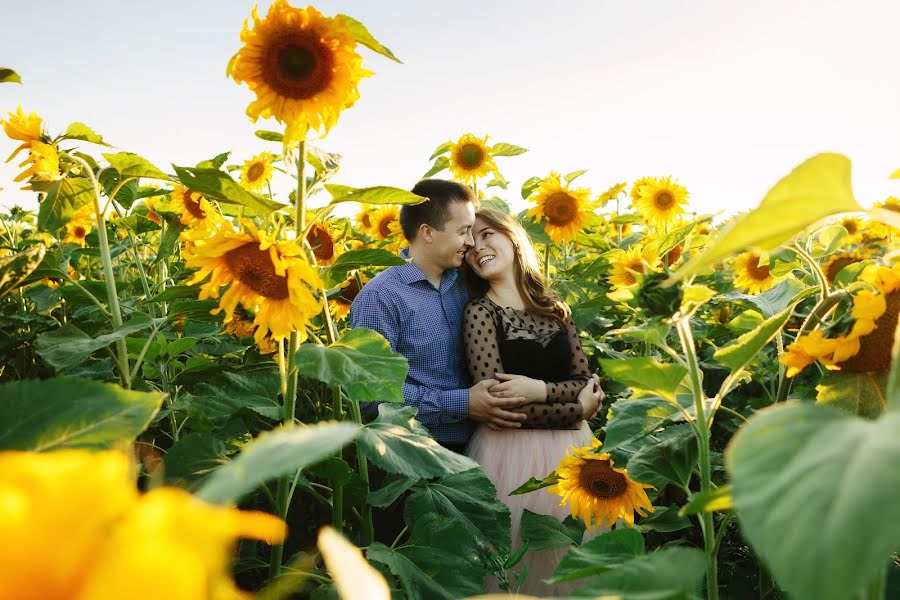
[[350, 179, 605, 594]]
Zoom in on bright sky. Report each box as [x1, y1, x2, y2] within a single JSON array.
[[2, 0, 898, 218]]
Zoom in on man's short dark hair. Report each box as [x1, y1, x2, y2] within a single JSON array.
[[400, 179, 477, 241]]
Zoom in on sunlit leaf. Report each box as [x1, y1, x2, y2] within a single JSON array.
[[599, 358, 687, 401], [173, 165, 285, 215], [63, 122, 110, 146], [0, 245, 46, 301], [0, 68, 21, 84], [714, 305, 793, 370], [336, 14, 402, 63], [319, 527, 391, 600], [680, 486, 734, 516], [255, 130, 283, 142], [326, 184, 426, 207], [33, 176, 94, 232], [549, 527, 644, 583], [429, 141, 451, 160], [35, 317, 162, 370], [492, 142, 528, 157], [422, 156, 450, 178], [816, 372, 886, 418], [104, 151, 172, 181]]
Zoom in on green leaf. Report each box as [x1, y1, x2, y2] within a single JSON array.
[[637, 504, 692, 533], [335, 14, 402, 63], [35, 317, 161, 370], [816, 372, 886, 418], [326, 184, 426, 207], [196, 421, 360, 504], [672, 153, 860, 282], [564, 169, 588, 183], [196, 151, 231, 170], [521, 175, 542, 199], [727, 403, 900, 600], [648, 221, 695, 257], [520, 510, 585, 551], [116, 214, 160, 235], [175, 371, 282, 422], [145, 285, 199, 303], [34, 176, 94, 232], [0, 245, 46, 301], [0, 68, 21, 84], [402, 514, 483, 596], [358, 404, 478, 478], [720, 278, 811, 318], [295, 328, 408, 404], [172, 165, 284, 215], [323, 248, 405, 286], [714, 305, 793, 370], [599, 358, 687, 401], [63, 122, 110, 146], [680, 486, 734, 516], [572, 547, 706, 597], [103, 152, 171, 181], [368, 474, 417, 508], [492, 142, 528, 157], [422, 156, 450, 178], [366, 543, 456, 600], [154, 215, 186, 265], [164, 432, 227, 487], [428, 141, 451, 161], [549, 527, 644, 583], [602, 396, 685, 460], [0, 377, 163, 451], [255, 130, 283, 142], [508, 471, 560, 496], [626, 424, 697, 489], [405, 468, 511, 555]]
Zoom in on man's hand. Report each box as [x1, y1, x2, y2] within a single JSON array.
[[469, 379, 528, 429], [578, 375, 605, 421], [489, 373, 547, 403]]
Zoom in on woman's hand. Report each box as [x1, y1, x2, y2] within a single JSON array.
[[578, 374, 605, 421], [489, 372, 548, 403]]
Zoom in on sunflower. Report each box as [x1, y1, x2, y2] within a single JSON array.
[[875, 197, 900, 213], [328, 272, 365, 320], [63, 205, 95, 246], [839, 290, 899, 373], [549, 437, 654, 530], [608, 245, 659, 290], [184, 220, 323, 344], [227, 1, 372, 144], [1, 106, 43, 161], [13, 141, 60, 188], [355, 203, 375, 234], [733, 251, 775, 294], [447, 133, 497, 184], [306, 220, 342, 266], [822, 250, 866, 283], [526, 173, 595, 244], [240, 151, 275, 191], [369, 205, 403, 252], [598, 181, 627, 205], [633, 176, 689, 228], [629, 176, 656, 205], [170, 184, 223, 230]]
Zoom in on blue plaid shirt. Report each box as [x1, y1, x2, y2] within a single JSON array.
[[350, 260, 475, 444]]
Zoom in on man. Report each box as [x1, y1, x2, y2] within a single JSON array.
[[351, 179, 601, 453]]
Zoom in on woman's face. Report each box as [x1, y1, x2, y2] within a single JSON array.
[[465, 216, 516, 281]]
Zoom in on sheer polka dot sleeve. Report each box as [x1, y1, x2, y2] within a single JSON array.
[[463, 301, 505, 384], [544, 314, 592, 404]]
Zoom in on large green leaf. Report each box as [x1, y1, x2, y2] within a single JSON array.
[[492, 142, 528, 157], [626, 424, 697, 489], [680, 486, 733, 516], [164, 432, 228, 488], [672, 153, 860, 282], [295, 328, 408, 404], [103, 151, 171, 181], [172, 165, 284, 215], [599, 358, 687, 401], [571, 547, 706, 597], [0, 377, 163, 451], [357, 404, 478, 478], [35, 317, 161, 370], [714, 305, 793, 370], [0, 245, 46, 300], [816, 372, 886, 418], [602, 396, 684, 461], [34, 176, 94, 232], [325, 184, 426, 206], [63, 122, 110, 146], [0, 68, 21, 84], [727, 403, 900, 600], [405, 468, 511, 555], [549, 527, 644, 583], [422, 156, 449, 178], [196, 421, 360, 505], [323, 248, 405, 286], [174, 371, 282, 423], [366, 543, 456, 600], [720, 278, 811, 318], [335, 14, 401, 63], [428, 141, 451, 161], [520, 510, 585, 551]]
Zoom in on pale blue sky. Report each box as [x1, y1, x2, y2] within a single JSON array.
[[2, 0, 898, 217]]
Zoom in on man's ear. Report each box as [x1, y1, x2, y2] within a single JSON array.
[[419, 223, 434, 243]]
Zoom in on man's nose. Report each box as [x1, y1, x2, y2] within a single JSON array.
[[465, 231, 475, 248]]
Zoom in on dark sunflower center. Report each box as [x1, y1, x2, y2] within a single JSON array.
[[265, 33, 334, 99], [545, 192, 578, 226], [842, 220, 858, 235], [826, 256, 856, 282], [884, 203, 900, 214], [457, 143, 485, 170], [578, 459, 628, 499], [378, 216, 395, 239], [655, 192, 674, 209], [841, 291, 900, 373], [224, 243, 290, 300], [746, 256, 770, 281], [247, 162, 266, 182], [73, 226, 86, 239], [341, 278, 361, 302], [623, 259, 644, 285], [183, 190, 206, 219], [361, 212, 372, 229], [306, 224, 335, 262]]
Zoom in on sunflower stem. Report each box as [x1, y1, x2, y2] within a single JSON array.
[[675, 317, 718, 600], [543, 243, 551, 282], [72, 155, 130, 389], [347, 391, 374, 545], [885, 298, 900, 412], [793, 241, 829, 303]]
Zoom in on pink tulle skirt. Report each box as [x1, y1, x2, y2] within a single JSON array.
[[466, 421, 599, 596]]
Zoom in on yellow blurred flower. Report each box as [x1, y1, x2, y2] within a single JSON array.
[[526, 172, 595, 244], [1, 106, 43, 161], [355, 203, 375, 235], [447, 133, 497, 184], [840, 288, 900, 373], [63, 204, 95, 246], [317, 526, 390, 600], [171, 184, 224, 231], [184, 220, 323, 345], [328, 273, 366, 321], [822, 250, 866, 284], [240, 152, 275, 192], [13, 141, 60, 188], [733, 251, 775, 294], [608, 245, 659, 290], [628, 176, 656, 205], [227, 1, 372, 144], [549, 437, 654, 530], [598, 181, 627, 205], [633, 176, 689, 228], [781, 330, 840, 377]]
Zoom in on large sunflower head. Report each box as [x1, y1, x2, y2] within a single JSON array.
[[633, 176, 689, 228], [608, 245, 660, 290], [306, 220, 343, 266], [184, 220, 323, 344], [447, 133, 497, 183], [549, 438, 654, 530], [733, 251, 775, 294], [227, 1, 373, 144], [240, 151, 275, 192], [839, 290, 899, 373], [170, 184, 223, 230], [371, 205, 401, 240], [525, 173, 595, 244]]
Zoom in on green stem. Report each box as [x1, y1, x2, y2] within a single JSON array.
[[348, 392, 374, 545], [793, 242, 829, 302], [72, 155, 130, 389], [64, 275, 112, 318], [676, 317, 718, 600], [543, 243, 551, 282], [860, 566, 886, 600], [884, 301, 900, 412]]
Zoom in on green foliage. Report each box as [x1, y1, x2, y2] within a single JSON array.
[[680, 486, 734, 516], [603, 396, 685, 462], [599, 358, 688, 401], [173, 165, 284, 215], [62, 123, 110, 146], [103, 151, 171, 181], [422, 156, 449, 178], [0, 377, 163, 450], [492, 142, 528, 157], [322, 248, 405, 286], [336, 14, 402, 63], [33, 176, 94, 232], [714, 305, 793, 370], [520, 510, 585, 551], [35, 316, 161, 370], [550, 527, 644, 583], [571, 546, 706, 598], [325, 184, 426, 206], [727, 403, 900, 600], [816, 372, 886, 418], [637, 271, 683, 319], [626, 424, 697, 489], [0, 67, 21, 84], [0, 245, 46, 301]]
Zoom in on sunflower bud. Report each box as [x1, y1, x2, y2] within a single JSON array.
[[636, 271, 683, 319]]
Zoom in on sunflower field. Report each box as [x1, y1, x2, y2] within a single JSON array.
[[1, 3, 899, 599]]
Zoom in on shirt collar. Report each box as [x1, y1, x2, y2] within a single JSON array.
[[397, 255, 460, 287]]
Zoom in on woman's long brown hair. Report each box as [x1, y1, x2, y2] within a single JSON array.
[[462, 208, 570, 323]]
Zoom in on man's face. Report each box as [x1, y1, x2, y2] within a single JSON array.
[[426, 201, 476, 270]]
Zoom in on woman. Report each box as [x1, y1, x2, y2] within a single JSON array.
[[462, 208, 602, 595]]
